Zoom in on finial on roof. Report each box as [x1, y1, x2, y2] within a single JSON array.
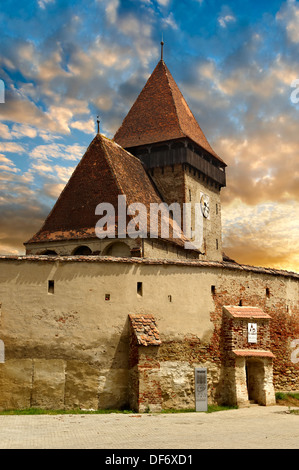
[[97, 116, 100, 134], [161, 35, 164, 61]]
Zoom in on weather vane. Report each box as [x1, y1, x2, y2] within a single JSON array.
[[97, 116, 100, 134], [161, 34, 164, 61]]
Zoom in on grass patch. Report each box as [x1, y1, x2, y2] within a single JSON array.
[[0, 408, 135, 416], [161, 405, 237, 414], [0, 405, 237, 415], [276, 392, 299, 401], [276, 392, 299, 413], [207, 404, 238, 413]]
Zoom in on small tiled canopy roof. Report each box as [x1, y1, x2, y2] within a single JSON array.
[[232, 349, 275, 358], [223, 306, 271, 319], [114, 60, 225, 166], [129, 314, 161, 346]]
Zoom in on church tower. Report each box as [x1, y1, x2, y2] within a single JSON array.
[[114, 43, 226, 261], [25, 45, 226, 262]]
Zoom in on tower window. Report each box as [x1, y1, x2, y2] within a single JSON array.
[[189, 189, 192, 201], [216, 239, 219, 250], [266, 288, 270, 298], [105, 294, 110, 301], [137, 282, 143, 296], [48, 280, 54, 294], [211, 285, 216, 295], [216, 204, 218, 215]]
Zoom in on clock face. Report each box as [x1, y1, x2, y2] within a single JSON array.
[[200, 194, 210, 219]]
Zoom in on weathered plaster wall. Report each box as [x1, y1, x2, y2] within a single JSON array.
[[0, 256, 298, 410], [184, 169, 223, 261], [151, 163, 223, 262]]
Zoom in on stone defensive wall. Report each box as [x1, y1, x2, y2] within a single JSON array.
[[0, 255, 298, 411]]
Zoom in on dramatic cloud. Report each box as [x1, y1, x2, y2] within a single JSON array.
[[276, 0, 299, 43], [218, 14, 236, 28], [30, 143, 85, 162], [38, 0, 55, 9], [222, 200, 299, 272], [0, 0, 298, 273]]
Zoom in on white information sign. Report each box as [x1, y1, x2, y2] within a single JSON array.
[[248, 323, 257, 343], [195, 368, 208, 412]]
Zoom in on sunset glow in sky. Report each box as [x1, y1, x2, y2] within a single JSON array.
[[0, 0, 299, 272]]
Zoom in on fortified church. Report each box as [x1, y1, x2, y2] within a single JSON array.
[[0, 45, 298, 411]]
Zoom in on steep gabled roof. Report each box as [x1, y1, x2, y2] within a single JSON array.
[[26, 134, 194, 250], [114, 59, 225, 164]]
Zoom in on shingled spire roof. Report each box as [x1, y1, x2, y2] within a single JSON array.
[[25, 133, 193, 250], [114, 59, 225, 164]]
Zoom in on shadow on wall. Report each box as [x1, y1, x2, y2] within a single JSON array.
[[0, 318, 131, 411]]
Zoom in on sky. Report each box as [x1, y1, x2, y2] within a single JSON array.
[[0, 0, 299, 273]]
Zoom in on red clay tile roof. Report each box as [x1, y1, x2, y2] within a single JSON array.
[[232, 349, 275, 358], [129, 314, 161, 346], [25, 134, 195, 251], [1, 256, 299, 279], [223, 306, 271, 319], [114, 60, 225, 165]]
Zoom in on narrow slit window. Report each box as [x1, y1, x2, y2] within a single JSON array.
[[48, 280, 54, 294], [211, 285, 216, 295], [137, 282, 143, 296], [105, 294, 110, 301], [168, 295, 172, 302], [266, 288, 270, 298]]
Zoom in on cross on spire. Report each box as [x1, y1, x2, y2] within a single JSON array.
[[161, 36, 164, 61]]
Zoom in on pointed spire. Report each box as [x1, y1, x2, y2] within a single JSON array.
[[113, 59, 225, 164]]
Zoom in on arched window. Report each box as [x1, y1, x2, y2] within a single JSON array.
[[104, 242, 131, 258], [73, 246, 92, 255], [40, 250, 57, 256]]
